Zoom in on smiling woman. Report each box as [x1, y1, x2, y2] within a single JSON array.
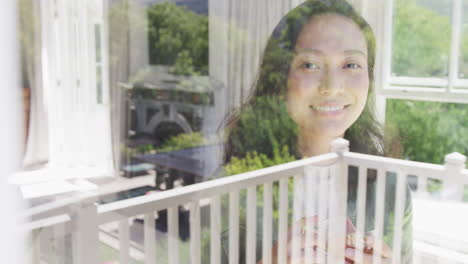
[[225, 0, 382, 168], [223, 0, 412, 263], [287, 13, 370, 157]]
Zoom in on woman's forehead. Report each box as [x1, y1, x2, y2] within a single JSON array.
[[294, 13, 368, 56]]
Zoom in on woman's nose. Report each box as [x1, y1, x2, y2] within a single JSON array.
[[319, 68, 343, 95]]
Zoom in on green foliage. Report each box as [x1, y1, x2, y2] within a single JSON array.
[[460, 5, 468, 76], [386, 99, 468, 166], [228, 95, 298, 159], [224, 145, 296, 176], [122, 143, 155, 157], [172, 50, 196, 76], [392, 0, 468, 78], [157, 132, 206, 153], [147, 2, 208, 75], [255, 38, 292, 96], [137, 144, 155, 154], [386, 97, 468, 216], [392, 0, 451, 77]]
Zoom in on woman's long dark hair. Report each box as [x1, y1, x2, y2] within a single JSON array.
[[224, 0, 384, 163]]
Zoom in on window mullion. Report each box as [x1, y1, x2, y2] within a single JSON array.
[[383, 87, 468, 104], [372, 0, 394, 124], [390, 76, 448, 88], [448, 0, 463, 92], [381, 0, 394, 91]]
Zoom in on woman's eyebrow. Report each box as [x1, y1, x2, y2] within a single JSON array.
[[343, 49, 367, 58], [294, 49, 367, 58], [294, 48, 324, 56]]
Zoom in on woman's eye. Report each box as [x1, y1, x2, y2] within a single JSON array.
[[345, 63, 361, 69], [303, 62, 320, 69]]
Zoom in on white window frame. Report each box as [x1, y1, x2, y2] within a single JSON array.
[[37, 0, 113, 178], [377, 0, 468, 104]]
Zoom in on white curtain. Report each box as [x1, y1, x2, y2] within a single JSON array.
[[108, 0, 133, 174], [22, 0, 114, 176], [20, 0, 50, 168]]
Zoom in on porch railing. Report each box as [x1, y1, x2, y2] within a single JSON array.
[[26, 139, 468, 264]]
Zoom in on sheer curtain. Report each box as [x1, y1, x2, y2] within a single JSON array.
[[108, 0, 133, 175], [21, 0, 114, 177], [20, 0, 49, 168]]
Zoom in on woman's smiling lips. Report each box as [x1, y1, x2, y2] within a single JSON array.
[[309, 104, 349, 117]]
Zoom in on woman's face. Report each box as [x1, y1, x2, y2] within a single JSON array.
[[287, 13, 369, 139]]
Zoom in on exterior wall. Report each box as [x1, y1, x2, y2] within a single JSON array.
[[0, 1, 26, 263]]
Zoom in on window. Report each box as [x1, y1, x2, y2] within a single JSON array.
[[20, 0, 113, 176], [380, 0, 468, 200], [392, 0, 451, 79], [377, 0, 468, 103]]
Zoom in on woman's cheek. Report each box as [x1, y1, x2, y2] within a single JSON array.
[[287, 72, 302, 93], [348, 71, 369, 90], [347, 74, 369, 100], [286, 76, 308, 124], [288, 72, 320, 94]]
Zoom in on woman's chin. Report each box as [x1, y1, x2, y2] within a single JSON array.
[[307, 121, 349, 139]]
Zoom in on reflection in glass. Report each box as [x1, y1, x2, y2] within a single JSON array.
[[392, 0, 451, 78], [460, 1, 468, 80], [121, 1, 225, 190], [22, 0, 468, 263]]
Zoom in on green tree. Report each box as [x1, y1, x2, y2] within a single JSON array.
[[147, 2, 208, 75], [392, 0, 451, 77], [387, 100, 468, 165], [460, 1, 468, 76]]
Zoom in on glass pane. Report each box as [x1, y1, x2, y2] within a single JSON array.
[[95, 24, 102, 63], [386, 98, 468, 198], [127, 1, 212, 183], [116, 1, 417, 262], [96, 66, 102, 103], [392, 0, 451, 78], [459, 1, 468, 79], [386, 99, 468, 164], [19, 0, 468, 263]]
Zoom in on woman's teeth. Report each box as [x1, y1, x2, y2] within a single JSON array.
[[311, 105, 345, 112]]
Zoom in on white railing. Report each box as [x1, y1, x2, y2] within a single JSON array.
[[26, 139, 468, 264]]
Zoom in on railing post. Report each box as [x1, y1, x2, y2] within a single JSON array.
[[71, 199, 99, 264], [331, 138, 350, 154], [442, 152, 466, 201], [327, 138, 349, 263]]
